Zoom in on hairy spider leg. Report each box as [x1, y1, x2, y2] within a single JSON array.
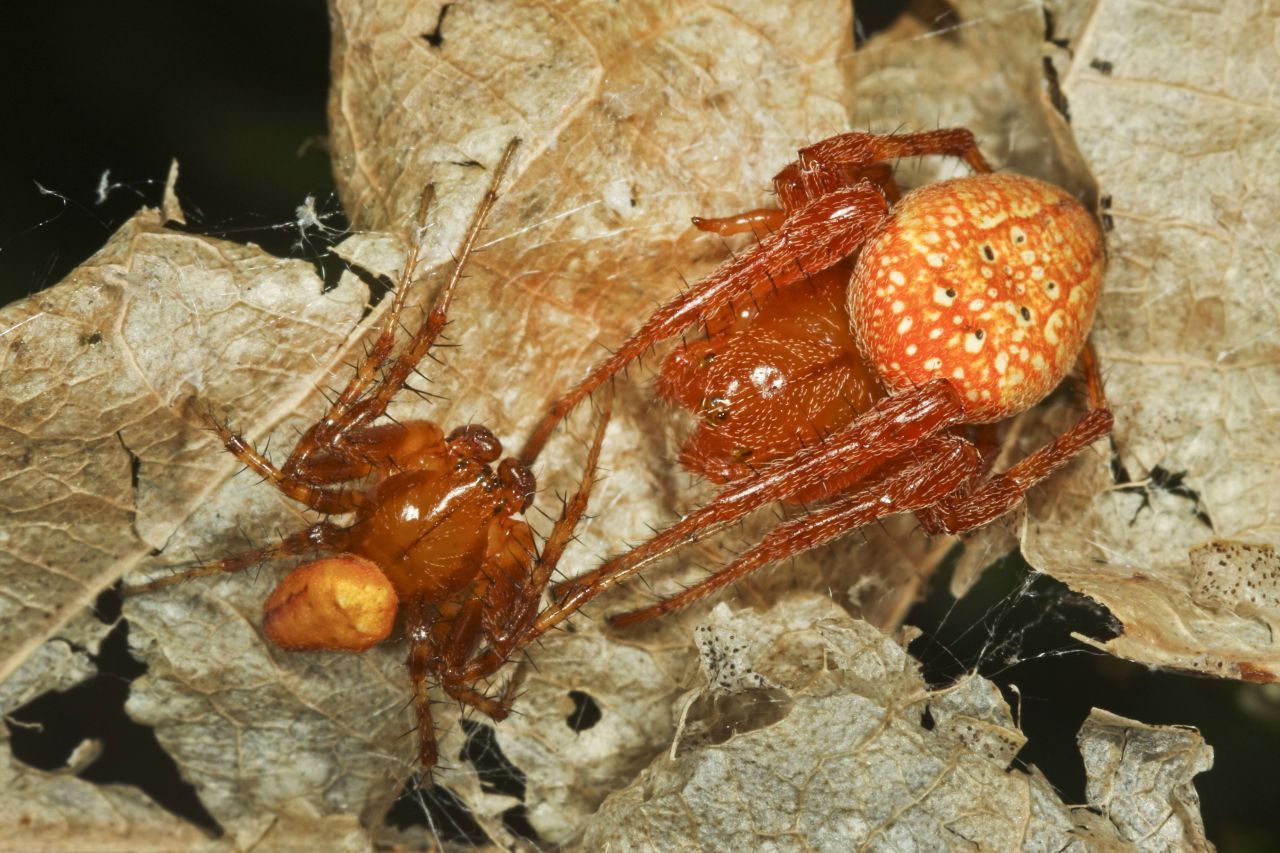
[[123, 522, 351, 595], [609, 434, 981, 628], [694, 160, 907, 239], [919, 342, 1113, 533], [197, 417, 367, 513], [794, 128, 992, 200], [485, 381, 968, 657], [282, 138, 522, 481], [520, 129, 992, 464], [405, 596, 444, 767], [519, 182, 891, 464], [521, 344, 1106, 636]]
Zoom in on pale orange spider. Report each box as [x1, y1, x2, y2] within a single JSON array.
[[127, 140, 610, 768], [512, 128, 1113, 633]]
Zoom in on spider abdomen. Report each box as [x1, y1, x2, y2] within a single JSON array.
[[849, 173, 1104, 422]]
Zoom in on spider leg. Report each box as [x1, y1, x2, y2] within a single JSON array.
[[278, 421, 448, 486], [404, 596, 443, 768], [769, 159, 904, 216], [283, 139, 521, 476], [609, 433, 982, 628], [796, 128, 992, 184], [349, 140, 521, 431], [767, 129, 987, 212], [918, 342, 1113, 534], [520, 182, 891, 463], [505, 380, 967, 654], [458, 394, 612, 684], [122, 520, 349, 595], [441, 679, 514, 722], [206, 413, 366, 514], [434, 592, 518, 721], [691, 208, 786, 237]]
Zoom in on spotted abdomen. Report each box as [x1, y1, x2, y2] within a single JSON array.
[[848, 172, 1104, 422]]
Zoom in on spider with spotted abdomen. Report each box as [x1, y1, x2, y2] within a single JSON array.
[[126, 139, 611, 769], [508, 127, 1112, 634]]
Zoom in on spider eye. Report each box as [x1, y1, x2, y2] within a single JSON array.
[[498, 458, 537, 512], [447, 424, 503, 462], [701, 397, 730, 424]]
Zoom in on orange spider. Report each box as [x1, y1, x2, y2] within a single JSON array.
[[127, 140, 610, 768], [512, 128, 1112, 633]]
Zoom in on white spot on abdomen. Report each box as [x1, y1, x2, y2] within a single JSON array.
[[1044, 310, 1065, 345]]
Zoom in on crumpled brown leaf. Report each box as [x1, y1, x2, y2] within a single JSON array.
[[0, 0, 1251, 847], [1024, 0, 1280, 681], [581, 596, 1212, 850]]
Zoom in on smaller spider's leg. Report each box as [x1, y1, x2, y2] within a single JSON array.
[[441, 679, 513, 722], [283, 139, 520, 476], [434, 591, 517, 720], [122, 521, 349, 595], [346, 139, 521, 432], [280, 185, 438, 480], [918, 343, 1113, 535], [280, 421, 449, 486], [405, 596, 443, 767], [327, 186, 438, 424], [609, 434, 982, 628], [798, 128, 993, 180], [205, 413, 366, 514], [459, 394, 612, 684], [520, 182, 891, 464], [508, 380, 967, 654], [518, 390, 612, 613]]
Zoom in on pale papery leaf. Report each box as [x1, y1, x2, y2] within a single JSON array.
[[0, 0, 1245, 848], [1024, 0, 1280, 681], [581, 596, 1212, 850]]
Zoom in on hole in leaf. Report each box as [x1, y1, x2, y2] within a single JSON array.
[[566, 689, 602, 732], [459, 719, 526, 801], [383, 776, 490, 846], [421, 4, 451, 48], [855, 0, 960, 47], [502, 804, 539, 842], [4, 586, 223, 837]]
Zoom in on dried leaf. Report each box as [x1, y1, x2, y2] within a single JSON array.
[[581, 597, 1212, 849], [1025, 0, 1280, 680], [2, 0, 862, 846], [0, 0, 1245, 848], [1078, 708, 1213, 850]]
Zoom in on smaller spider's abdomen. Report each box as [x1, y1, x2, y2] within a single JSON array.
[[849, 173, 1104, 422], [658, 264, 881, 484]]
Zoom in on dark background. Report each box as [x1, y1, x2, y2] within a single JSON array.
[[2, 2, 1277, 850], [0, 2, 336, 303]]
